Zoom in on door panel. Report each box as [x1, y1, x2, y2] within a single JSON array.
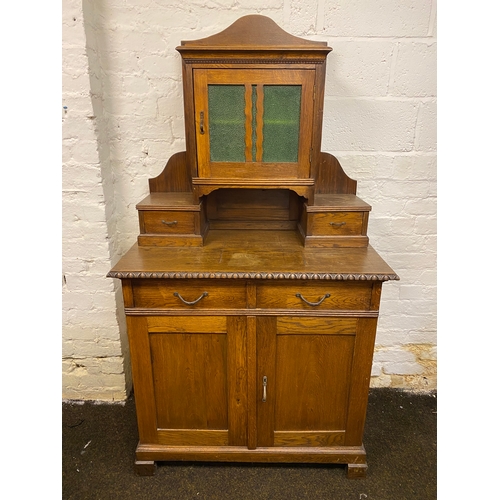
[[138, 315, 247, 447], [150, 331, 228, 430], [274, 333, 355, 431], [257, 316, 357, 447], [194, 69, 315, 179]]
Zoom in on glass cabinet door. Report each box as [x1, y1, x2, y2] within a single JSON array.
[[194, 69, 315, 180]]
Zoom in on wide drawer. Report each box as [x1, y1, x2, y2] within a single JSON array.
[[308, 212, 364, 236], [256, 281, 373, 310], [131, 279, 247, 309], [140, 211, 196, 234]]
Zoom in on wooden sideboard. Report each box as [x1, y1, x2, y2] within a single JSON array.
[[108, 16, 398, 479]]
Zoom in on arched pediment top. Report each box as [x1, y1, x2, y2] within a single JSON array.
[[177, 15, 331, 53]]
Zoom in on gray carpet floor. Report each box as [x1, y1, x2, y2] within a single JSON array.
[[62, 388, 437, 499]]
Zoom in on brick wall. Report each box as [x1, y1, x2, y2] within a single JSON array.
[[62, 0, 437, 400]]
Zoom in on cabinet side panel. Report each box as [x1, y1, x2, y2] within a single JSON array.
[[121, 279, 134, 308], [310, 63, 327, 181], [126, 316, 158, 443], [344, 317, 378, 445]]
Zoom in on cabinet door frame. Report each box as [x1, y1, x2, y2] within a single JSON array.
[[193, 68, 315, 180], [255, 315, 378, 448], [127, 314, 248, 447]]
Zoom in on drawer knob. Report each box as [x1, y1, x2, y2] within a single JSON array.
[[296, 293, 331, 307], [173, 291, 208, 305], [329, 221, 346, 228], [162, 220, 178, 226], [262, 376, 268, 402]]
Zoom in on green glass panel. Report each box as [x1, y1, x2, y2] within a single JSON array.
[[208, 85, 246, 162], [262, 85, 301, 163]]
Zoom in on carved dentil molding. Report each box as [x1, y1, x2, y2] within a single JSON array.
[[107, 271, 399, 281]]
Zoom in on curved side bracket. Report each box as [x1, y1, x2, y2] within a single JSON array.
[[148, 151, 191, 193], [315, 152, 357, 195]]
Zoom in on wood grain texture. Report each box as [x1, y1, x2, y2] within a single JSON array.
[[308, 212, 364, 236], [344, 318, 378, 446], [273, 327, 355, 432], [132, 279, 247, 309], [274, 431, 345, 447], [257, 282, 373, 310], [310, 62, 327, 182], [315, 153, 357, 195], [126, 316, 158, 444], [177, 15, 331, 51], [256, 316, 276, 448], [148, 152, 192, 192], [247, 316, 257, 450], [276, 317, 357, 335], [299, 234, 370, 249], [126, 308, 378, 319], [108, 230, 399, 281], [135, 443, 367, 465], [157, 430, 228, 446], [207, 189, 293, 222], [136, 192, 201, 211], [306, 194, 371, 211], [150, 329, 228, 430], [121, 279, 134, 308], [140, 211, 196, 234], [192, 68, 315, 182], [108, 15, 398, 478], [137, 234, 205, 247], [227, 316, 248, 446]]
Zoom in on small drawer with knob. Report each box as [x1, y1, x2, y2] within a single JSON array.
[[136, 193, 208, 247], [298, 194, 371, 248], [140, 210, 196, 235], [308, 211, 364, 236]]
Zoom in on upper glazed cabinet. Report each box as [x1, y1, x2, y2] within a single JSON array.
[[176, 16, 331, 199]]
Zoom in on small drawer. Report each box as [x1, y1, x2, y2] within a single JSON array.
[[256, 281, 373, 311], [132, 279, 247, 309], [140, 211, 196, 234], [308, 212, 364, 236]]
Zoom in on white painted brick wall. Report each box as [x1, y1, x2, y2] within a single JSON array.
[[62, 0, 131, 401], [62, 0, 437, 399]]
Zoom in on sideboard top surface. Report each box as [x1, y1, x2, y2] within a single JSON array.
[[108, 230, 398, 281]]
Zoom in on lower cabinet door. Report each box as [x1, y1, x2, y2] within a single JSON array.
[[256, 316, 366, 448], [128, 315, 247, 447]]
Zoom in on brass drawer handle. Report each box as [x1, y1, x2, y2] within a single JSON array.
[[296, 293, 331, 307], [329, 221, 346, 227], [173, 291, 208, 305], [262, 376, 267, 402], [161, 220, 178, 226]]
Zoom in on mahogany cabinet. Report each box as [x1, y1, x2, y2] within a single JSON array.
[[108, 15, 398, 479]]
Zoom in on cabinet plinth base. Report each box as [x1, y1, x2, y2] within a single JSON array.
[[346, 463, 368, 479], [135, 460, 157, 476], [134, 443, 367, 478]]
